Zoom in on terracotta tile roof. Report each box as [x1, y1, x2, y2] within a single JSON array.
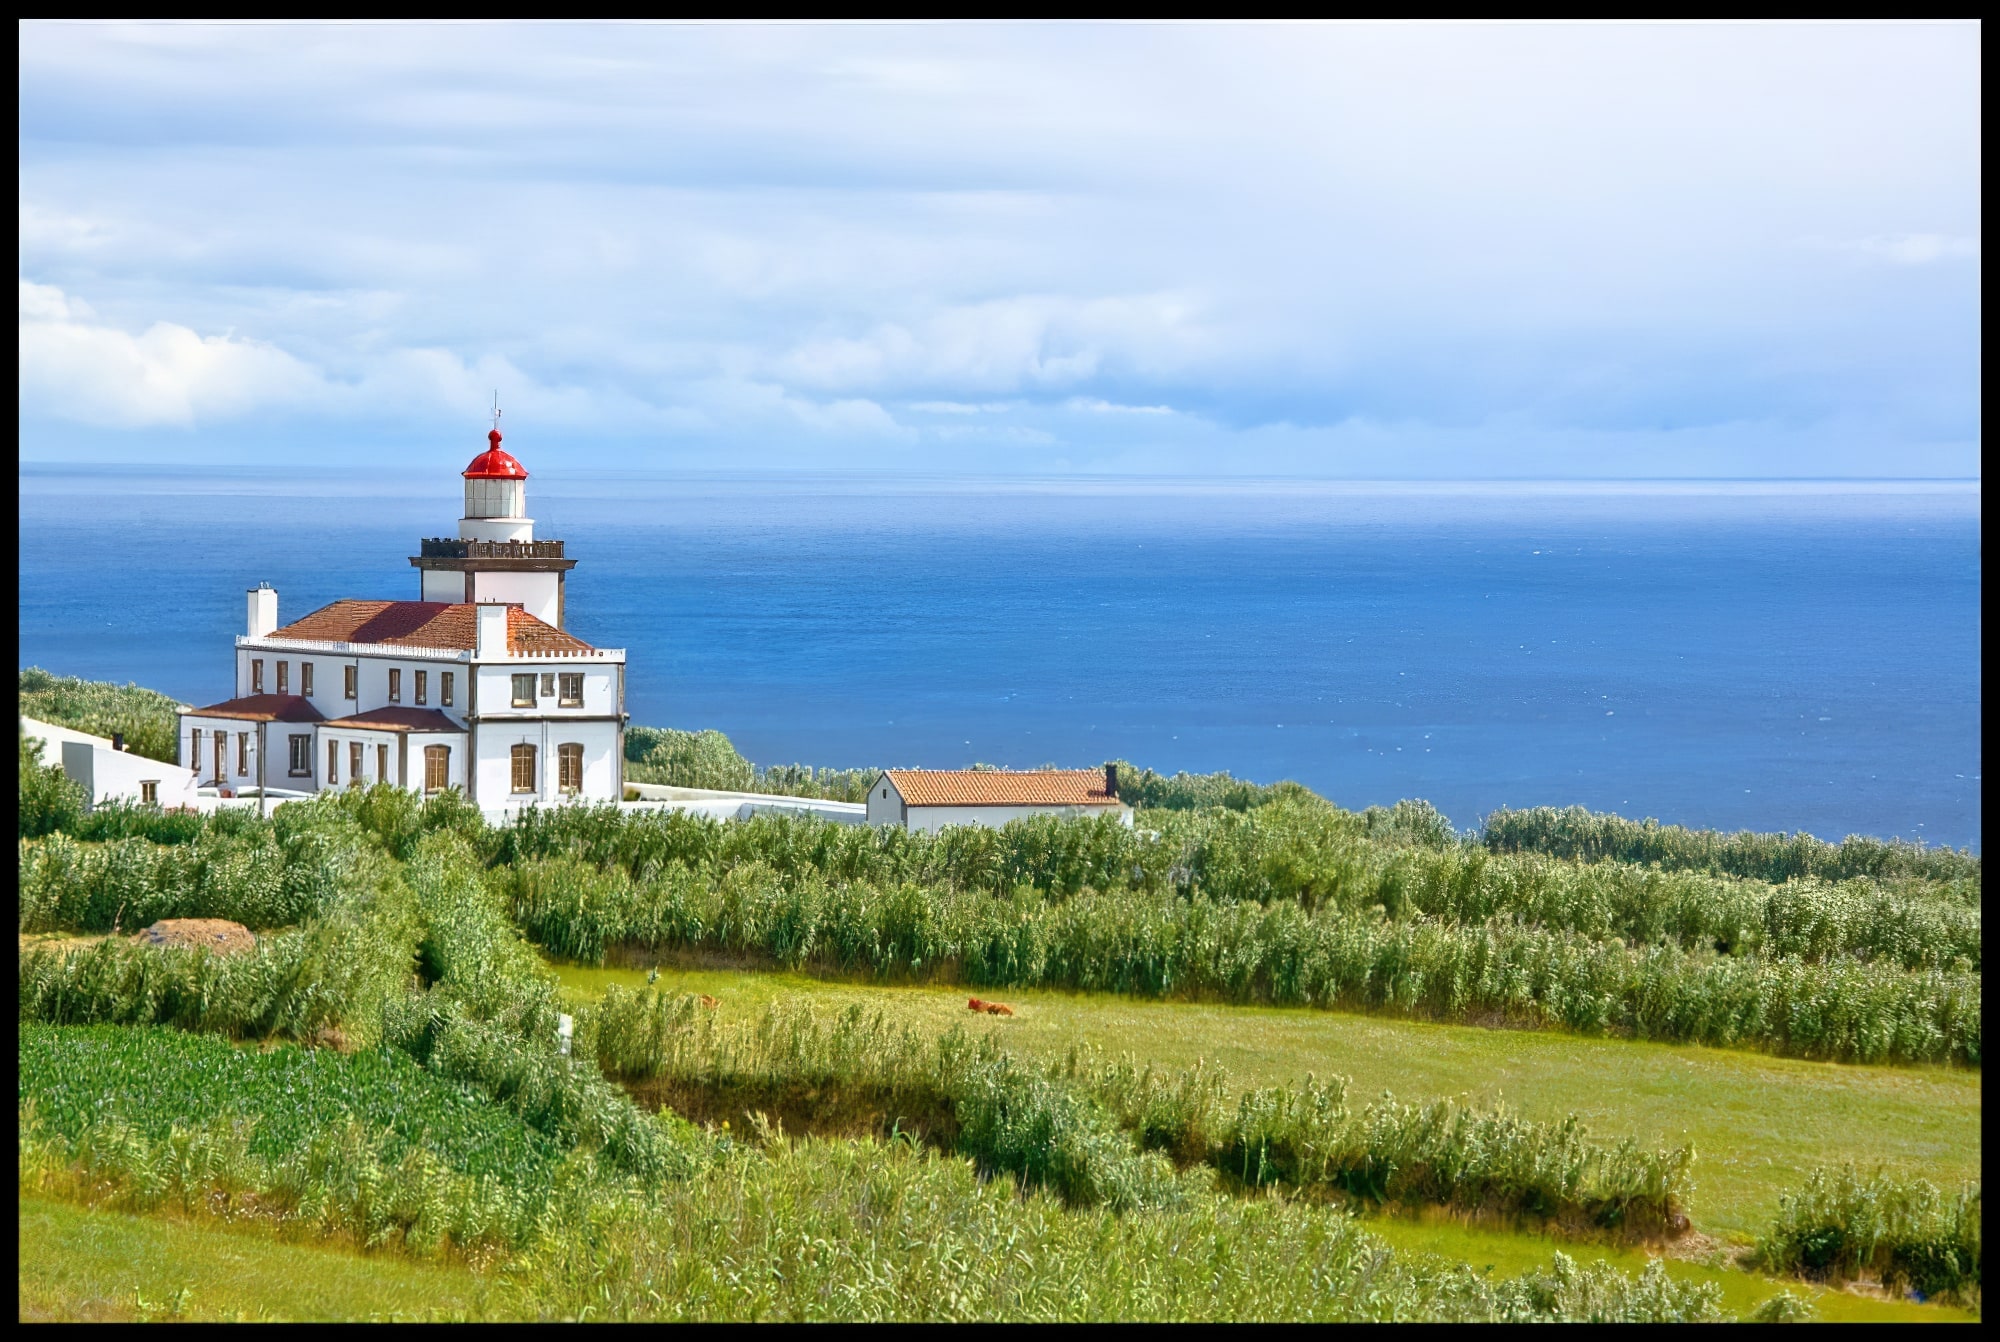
[[321, 708, 466, 733], [269, 599, 594, 655], [882, 769, 1122, 808], [183, 694, 326, 723]]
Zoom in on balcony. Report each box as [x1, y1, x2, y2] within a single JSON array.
[[418, 538, 567, 559]]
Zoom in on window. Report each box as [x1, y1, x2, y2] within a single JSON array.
[[512, 674, 537, 707], [424, 744, 449, 794], [251, 659, 264, 694], [511, 743, 538, 793], [441, 672, 454, 707], [276, 661, 289, 694], [190, 729, 202, 772], [388, 669, 402, 703], [344, 665, 358, 700], [140, 780, 159, 806], [214, 735, 226, 784], [559, 673, 583, 707], [378, 743, 390, 785], [541, 672, 557, 698], [558, 742, 584, 793], [301, 662, 315, 697], [349, 741, 364, 786], [882, 788, 889, 799], [288, 734, 312, 777], [328, 740, 339, 785], [415, 670, 427, 705], [237, 732, 249, 775]]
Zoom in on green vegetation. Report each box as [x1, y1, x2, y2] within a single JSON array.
[[624, 725, 877, 802], [13, 674, 1982, 1319], [1483, 805, 1981, 887], [21, 1025, 563, 1185], [549, 960, 1983, 1245], [496, 850, 1977, 1065], [1757, 1166, 1981, 1303], [19, 731, 86, 839], [18, 666, 182, 764], [579, 990, 1691, 1231], [19, 1095, 1729, 1321], [19, 1197, 507, 1322]]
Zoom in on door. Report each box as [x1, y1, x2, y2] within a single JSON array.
[[213, 733, 225, 785], [378, 743, 390, 787]]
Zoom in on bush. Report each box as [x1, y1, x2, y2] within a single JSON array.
[[625, 726, 756, 791], [1757, 1165, 1982, 1301], [1482, 806, 1980, 887], [19, 733, 85, 839]]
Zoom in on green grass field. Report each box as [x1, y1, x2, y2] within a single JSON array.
[[17, 1198, 510, 1322], [548, 956, 1982, 1246]]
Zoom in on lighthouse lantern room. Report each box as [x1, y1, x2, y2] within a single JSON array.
[[409, 425, 577, 629]]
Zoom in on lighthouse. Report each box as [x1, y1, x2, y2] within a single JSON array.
[[409, 424, 577, 629]]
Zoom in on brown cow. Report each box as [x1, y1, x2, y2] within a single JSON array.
[[983, 1001, 1015, 1017], [967, 997, 989, 1013], [697, 994, 721, 1009]]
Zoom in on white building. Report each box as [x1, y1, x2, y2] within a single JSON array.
[[178, 426, 628, 809], [865, 766, 1131, 832], [23, 715, 211, 812]]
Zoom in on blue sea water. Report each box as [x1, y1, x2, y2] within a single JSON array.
[[17, 467, 1982, 849]]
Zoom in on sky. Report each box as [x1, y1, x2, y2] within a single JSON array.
[[17, 20, 1982, 478]]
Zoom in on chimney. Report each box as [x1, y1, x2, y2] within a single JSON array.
[[476, 602, 511, 660], [247, 583, 278, 638], [1104, 763, 1119, 798], [112, 732, 125, 752]]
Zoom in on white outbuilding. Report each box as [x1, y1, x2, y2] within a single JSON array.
[[865, 766, 1132, 832], [22, 715, 211, 812]]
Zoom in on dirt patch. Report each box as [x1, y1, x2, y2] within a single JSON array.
[[132, 919, 258, 956]]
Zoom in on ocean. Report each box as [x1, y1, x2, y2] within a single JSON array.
[[17, 467, 1982, 849]]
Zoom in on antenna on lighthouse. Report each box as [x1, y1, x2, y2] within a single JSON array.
[[491, 391, 502, 433]]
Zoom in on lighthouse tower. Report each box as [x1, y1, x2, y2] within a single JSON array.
[[410, 424, 578, 629]]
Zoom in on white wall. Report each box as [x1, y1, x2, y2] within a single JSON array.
[[420, 569, 467, 604], [312, 727, 466, 794], [181, 715, 260, 789], [459, 516, 534, 543], [53, 735, 207, 811], [472, 660, 618, 719], [865, 777, 905, 827], [469, 569, 560, 627], [902, 803, 1133, 834], [473, 716, 620, 805]]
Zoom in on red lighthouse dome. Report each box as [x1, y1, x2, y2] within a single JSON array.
[[463, 428, 528, 480]]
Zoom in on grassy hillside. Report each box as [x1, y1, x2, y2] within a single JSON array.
[[18, 668, 183, 764]]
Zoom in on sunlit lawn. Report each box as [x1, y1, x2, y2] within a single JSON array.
[[17, 1197, 512, 1323]]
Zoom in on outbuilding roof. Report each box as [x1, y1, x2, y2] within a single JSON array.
[[269, 599, 593, 655], [183, 694, 326, 723], [320, 708, 466, 734], [881, 768, 1121, 808]]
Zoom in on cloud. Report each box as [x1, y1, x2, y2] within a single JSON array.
[[14, 21, 1982, 477], [20, 278, 328, 428], [1066, 397, 1174, 415], [1810, 234, 1981, 266]]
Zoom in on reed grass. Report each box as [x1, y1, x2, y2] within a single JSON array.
[[1482, 805, 1980, 887], [1756, 1165, 1981, 1302]]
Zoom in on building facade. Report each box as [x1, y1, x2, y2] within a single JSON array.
[[178, 428, 627, 807]]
